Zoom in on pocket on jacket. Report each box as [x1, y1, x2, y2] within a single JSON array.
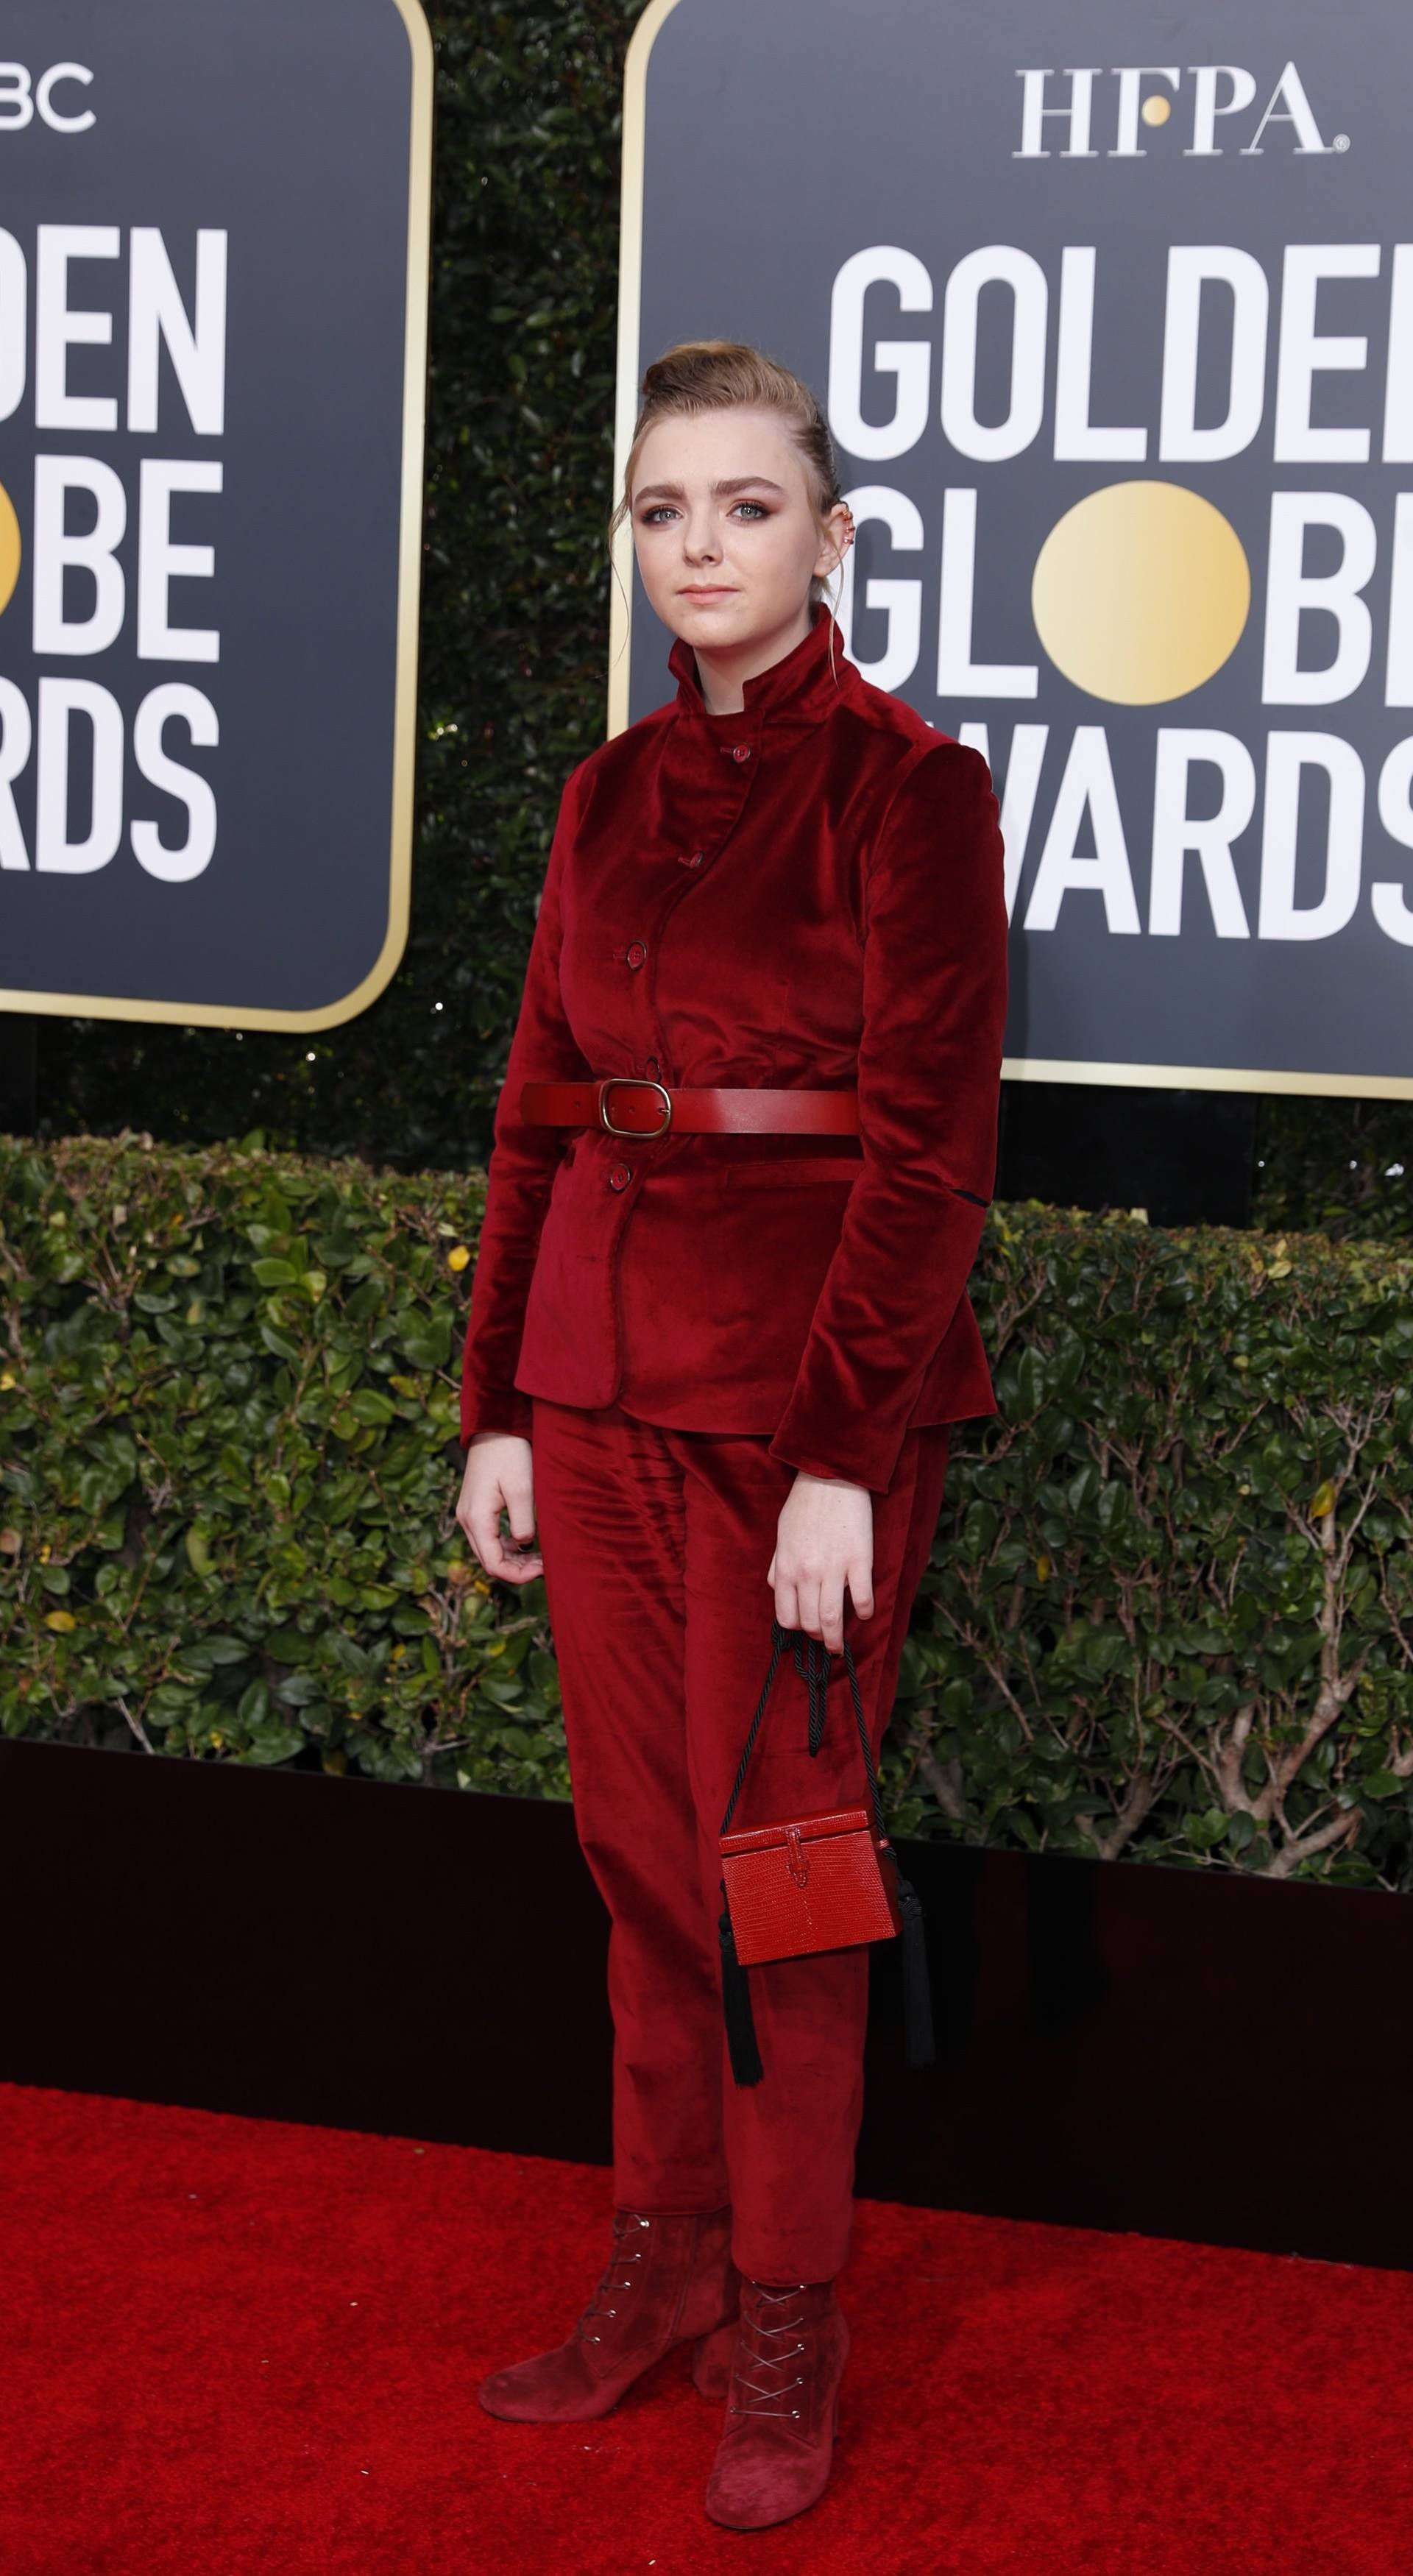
[[723, 1154, 863, 1191]]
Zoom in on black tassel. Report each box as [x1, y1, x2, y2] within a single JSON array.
[[894, 1869, 936, 2070], [718, 1889, 763, 2087]]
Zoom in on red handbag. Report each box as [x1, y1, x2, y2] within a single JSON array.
[[716, 1617, 935, 2087]]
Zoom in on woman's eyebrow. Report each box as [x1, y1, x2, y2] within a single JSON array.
[[634, 476, 789, 503]]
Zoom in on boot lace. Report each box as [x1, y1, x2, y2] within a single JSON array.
[[729, 2281, 808, 2418], [578, 2210, 651, 2344]]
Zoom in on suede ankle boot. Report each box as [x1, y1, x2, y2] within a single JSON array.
[[704, 2275, 849, 2530], [478, 2205, 739, 2423]]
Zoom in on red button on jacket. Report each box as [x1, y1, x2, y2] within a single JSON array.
[[460, 601, 1010, 1496]]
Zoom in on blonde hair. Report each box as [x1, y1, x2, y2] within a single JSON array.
[[609, 339, 849, 677]]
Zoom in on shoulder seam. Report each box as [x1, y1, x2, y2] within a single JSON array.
[[870, 732, 982, 841], [860, 738, 991, 937]]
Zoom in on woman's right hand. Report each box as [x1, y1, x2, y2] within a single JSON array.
[[456, 1430, 545, 1585]]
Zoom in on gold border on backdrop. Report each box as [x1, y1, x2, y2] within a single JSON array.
[[608, 0, 687, 749], [0, 0, 435, 1036], [608, 0, 1413, 1102]]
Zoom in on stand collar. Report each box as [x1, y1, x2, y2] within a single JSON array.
[[667, 602, 860, 729]]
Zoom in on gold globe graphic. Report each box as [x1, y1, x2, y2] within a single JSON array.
[[1031, 480, 1250, 706], [0, 479, 20, 616]]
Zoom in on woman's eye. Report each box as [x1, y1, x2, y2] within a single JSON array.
[[639, 500, 771, 526]]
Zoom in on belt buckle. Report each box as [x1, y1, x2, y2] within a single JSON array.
[[598, 1076, 673, 1139]]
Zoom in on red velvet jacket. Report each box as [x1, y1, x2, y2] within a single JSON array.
[[458, 602, 1009, 1496]]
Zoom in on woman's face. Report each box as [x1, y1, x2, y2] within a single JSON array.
[[629, 406, 849, 657]]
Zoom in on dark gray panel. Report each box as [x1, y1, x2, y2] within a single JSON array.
[[628, 0, 1413, 1084], [0, 0, 419, 1015]]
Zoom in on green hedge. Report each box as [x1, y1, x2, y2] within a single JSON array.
[[4, 1135, 1412, 1889]]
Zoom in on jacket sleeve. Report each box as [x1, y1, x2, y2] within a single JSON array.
[[765, 740, 1008, 1496], [459, 763, 594, 1447]]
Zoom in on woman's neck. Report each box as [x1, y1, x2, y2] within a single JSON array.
[[690, 602, 816, 715]]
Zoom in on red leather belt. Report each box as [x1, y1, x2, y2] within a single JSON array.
[[520, 1078, 860, 1139]]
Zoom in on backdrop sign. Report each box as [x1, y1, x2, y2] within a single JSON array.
[[0, 1, 431, 1030], [613, 0, 1413, 1097]]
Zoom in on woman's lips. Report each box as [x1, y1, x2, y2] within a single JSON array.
[[680, 586, 736, 597]]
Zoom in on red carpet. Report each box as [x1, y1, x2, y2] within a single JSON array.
[[2, 2084, 1411, 2575]]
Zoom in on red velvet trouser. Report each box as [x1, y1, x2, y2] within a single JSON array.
[[528, 1394, 952, 2286]]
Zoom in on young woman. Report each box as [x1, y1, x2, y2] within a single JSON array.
[[455, 342, 1008, 2531]]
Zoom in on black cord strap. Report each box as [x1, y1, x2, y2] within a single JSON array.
[[718, 1614, 937, 2079], [719, 1615, 888, 1842]]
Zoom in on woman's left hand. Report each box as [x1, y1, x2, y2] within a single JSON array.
[[768, 1471, 874, 1655]]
